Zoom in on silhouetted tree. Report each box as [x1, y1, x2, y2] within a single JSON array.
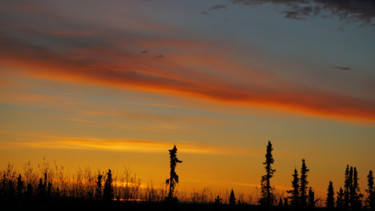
[[352, 167, 363, 210], [326, 181, 335, 210], [344, 165, 351, 210], [287, 168, 300, 208], [103, 169, 114, 202], [308, 187, 318, 208], [17, 174, 24, 197], [95, 173, 103, 200], [229, 189, 236, 206], [259, 141, 276, 207], [166, 145, 182, 202], [367, 170, 375, 211], [337, 187, 344, 209], [300, 159, 309, 208]]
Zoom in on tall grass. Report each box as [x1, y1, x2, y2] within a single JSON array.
[[1, 160, 257, 204]]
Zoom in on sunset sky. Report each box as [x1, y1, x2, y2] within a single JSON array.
[[1, 0, 375, 199]]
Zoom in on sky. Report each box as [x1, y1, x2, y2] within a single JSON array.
[[0, 0, 375, 200]]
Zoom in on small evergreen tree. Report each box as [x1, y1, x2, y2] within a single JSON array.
[[95, 173, 103, 200], [229, 189, 236, 206], [103, 169, 114, 202], [337, 187, 344, 209], [352, 167, 363, 209], [166, 145, 182, 201], [326, 181, 335, 210], [367, 170, 375, 211], [259, 141, 276, 207], [308, 187, 318, 208], [287, 168, 300, 208], [300, 159, 309, 208], [344, 165, 351, 209]]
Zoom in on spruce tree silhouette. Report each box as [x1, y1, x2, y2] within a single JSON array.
[[352, 167, 363, 209], [367, 170, 375, 211], [259, 141, 276, 208], [343, 165, 363, 210], [344, 165, 351, 209], [308, 187, 318, 208], [300, 159, 309, 208], [166, 145, 182, 202], [287, 168, 299, 208], [229, 189, 236, 206], [103, 169, 114, 202], [326, 181, 335, 210], [95, 173, 103, 200], [337, 187, 344, 209]]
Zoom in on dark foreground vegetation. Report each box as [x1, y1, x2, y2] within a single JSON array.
[[1, 142, 374, 210]]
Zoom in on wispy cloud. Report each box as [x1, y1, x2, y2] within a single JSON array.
[[209, 4, 228, 11], [2, 136, 260, 156], [229, 0, 375, 24], [332, 66, 353, 71]]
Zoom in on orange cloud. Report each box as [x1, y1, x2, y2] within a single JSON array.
[[1, 32, 375, 124]]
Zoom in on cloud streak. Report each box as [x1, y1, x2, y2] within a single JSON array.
[[229, 0, 375, 24], [2, 137, 259, 155], [332, 66, 353, 71]]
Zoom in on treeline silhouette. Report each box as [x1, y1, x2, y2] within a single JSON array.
[[0, 143, 374, 211]]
